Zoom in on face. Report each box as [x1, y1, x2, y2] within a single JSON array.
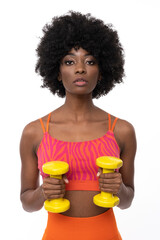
[[58, 48, 101, 96]]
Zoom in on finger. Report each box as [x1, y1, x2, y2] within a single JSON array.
[[43, 177, 64, 185], [47, 193, 65, 200], [99, 177, 122, 184], [62, 174, 69, 184], [99, 172, 121, 179], [41, 185, 48, 200], [100, 185, 120, 194], [99, 183, 120, 189], [97, 167, 102, 177], [43, 182, 66, 190], [44, 188, 66, 197], [100, 188, 117, 194]]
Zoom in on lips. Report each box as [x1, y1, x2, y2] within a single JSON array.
[[73, 78, 88, 83]]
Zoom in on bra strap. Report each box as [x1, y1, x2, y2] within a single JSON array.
[[39, 113, 51, 133], [39, 118, 45, 133], [111, 117, 118, 131], [46, 113, 51, 133], [108, 113, 118, 131], [108, 113, 112, 131]]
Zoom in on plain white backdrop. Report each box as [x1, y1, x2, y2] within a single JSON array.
[[0, 0, 160, 239]]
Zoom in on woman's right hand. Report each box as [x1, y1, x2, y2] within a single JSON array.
[[42, 175, 69, 200]]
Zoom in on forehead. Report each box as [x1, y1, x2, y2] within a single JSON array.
[[66, 47, 91, 57]]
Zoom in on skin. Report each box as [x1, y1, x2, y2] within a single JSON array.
[[20, 48, 136, 217]]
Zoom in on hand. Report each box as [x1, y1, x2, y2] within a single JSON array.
[[97, 168, 122, 195], [41, 175, 69, 200]]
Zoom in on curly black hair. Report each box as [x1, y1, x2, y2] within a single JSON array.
[[35, 11, 125, 99]]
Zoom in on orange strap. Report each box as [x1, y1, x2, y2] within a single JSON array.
[[39, 118, 45, 133], [108, 113, 118, 131], [108, 113, 111, 130], [111, 117, 118, 131], [46, 113, 51, 132], [39, 113, 51, 133]]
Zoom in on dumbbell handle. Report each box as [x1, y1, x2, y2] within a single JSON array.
[[50, 174, 62, 179], [50, 175, 63, 199], [101, 168, 115, 199]]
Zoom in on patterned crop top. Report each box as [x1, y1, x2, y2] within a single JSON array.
[[37, 113, 120, 191]]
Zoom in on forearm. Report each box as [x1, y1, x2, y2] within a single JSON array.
[[20, 185, 45, 212], [117, 183, 134, 209]]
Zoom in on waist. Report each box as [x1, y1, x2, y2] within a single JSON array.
[[42, 209, 122, 240]]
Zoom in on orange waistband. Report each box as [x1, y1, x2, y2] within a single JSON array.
[[65, 180, 100, 191], [42, 209, 122, 240]]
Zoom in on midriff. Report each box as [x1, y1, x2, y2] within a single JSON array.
[[61, 190, 109, 217]]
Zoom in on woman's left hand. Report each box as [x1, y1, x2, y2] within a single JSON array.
[[97, 168, 123, 195]]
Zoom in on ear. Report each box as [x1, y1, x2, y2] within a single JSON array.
[[58, 72, 62, 82], [98, 73, 102, 82]]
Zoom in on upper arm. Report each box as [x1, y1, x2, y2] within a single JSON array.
[[115, 120, 137, 190], [20, 122, 40, 196]]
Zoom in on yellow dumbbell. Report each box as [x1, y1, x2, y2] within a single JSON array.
[[93, 156, 123, 208], [42, 161, 70, 213]]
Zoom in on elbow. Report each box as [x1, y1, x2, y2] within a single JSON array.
[[20, 192, 43, 213], [21, 203, 33, 213], [118, 199, 133, 210], [20, 199, 43, 213], [20, 194, 32, 212], [117, 188, 135, 210]]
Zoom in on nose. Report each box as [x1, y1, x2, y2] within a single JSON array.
[[75, 62, 86, 74]]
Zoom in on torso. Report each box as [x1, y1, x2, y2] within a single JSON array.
[[35, 106, 121, 217]]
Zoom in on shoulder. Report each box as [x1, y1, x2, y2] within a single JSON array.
[[116, 118, 135, 136], [114, 117, 137, 151], [22, 113, 50, 136], [22, 119, 41, 139], [20, 114, 48, 153]]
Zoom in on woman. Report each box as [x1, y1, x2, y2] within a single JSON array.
[[20, 11, 136, 240]]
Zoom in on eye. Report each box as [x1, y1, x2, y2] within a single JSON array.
[[64, 60, 74, 65], [86, 60, 96, 65]]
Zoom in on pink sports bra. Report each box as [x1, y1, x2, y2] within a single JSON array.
[[37, 113, 120, 191]]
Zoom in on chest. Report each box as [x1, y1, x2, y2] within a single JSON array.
[[37, 131, 120, 180], [48, 120, 109, 142]]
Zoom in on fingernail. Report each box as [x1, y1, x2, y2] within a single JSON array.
[[97, 172, 100, 177], [65, 179, 69, 184]]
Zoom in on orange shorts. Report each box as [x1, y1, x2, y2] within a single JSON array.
[[42, 208, 122, 240]]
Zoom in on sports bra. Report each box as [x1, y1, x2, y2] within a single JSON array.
[[37, 113, 120, 191]]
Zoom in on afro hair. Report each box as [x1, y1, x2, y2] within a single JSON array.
[[35, 11, 125, 99]]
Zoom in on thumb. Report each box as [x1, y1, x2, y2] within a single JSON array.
[[97, 167, 102, 177], [63, 174, 69, 184]]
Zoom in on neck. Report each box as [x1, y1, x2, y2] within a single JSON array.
[[61, 93, 96, 122]]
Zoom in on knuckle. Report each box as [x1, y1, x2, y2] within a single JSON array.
[[57, 190, 62, 194], [52, 195, 59, 199], [56, 184, 63, 190], [103, 173, 107, 178], [102, 178, 106, 184], [62, 189, 65, 194], [59, 179, 64, 184], [118, 179, 122, 184], [101, 183, 105, 188], [55, 179, 61, 184], [109, 189, 114, 194], [98, 179, 103, 184], [52, 179, 60, 184]]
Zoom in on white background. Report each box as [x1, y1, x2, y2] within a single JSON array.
[[0, 0, 160, 239]]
